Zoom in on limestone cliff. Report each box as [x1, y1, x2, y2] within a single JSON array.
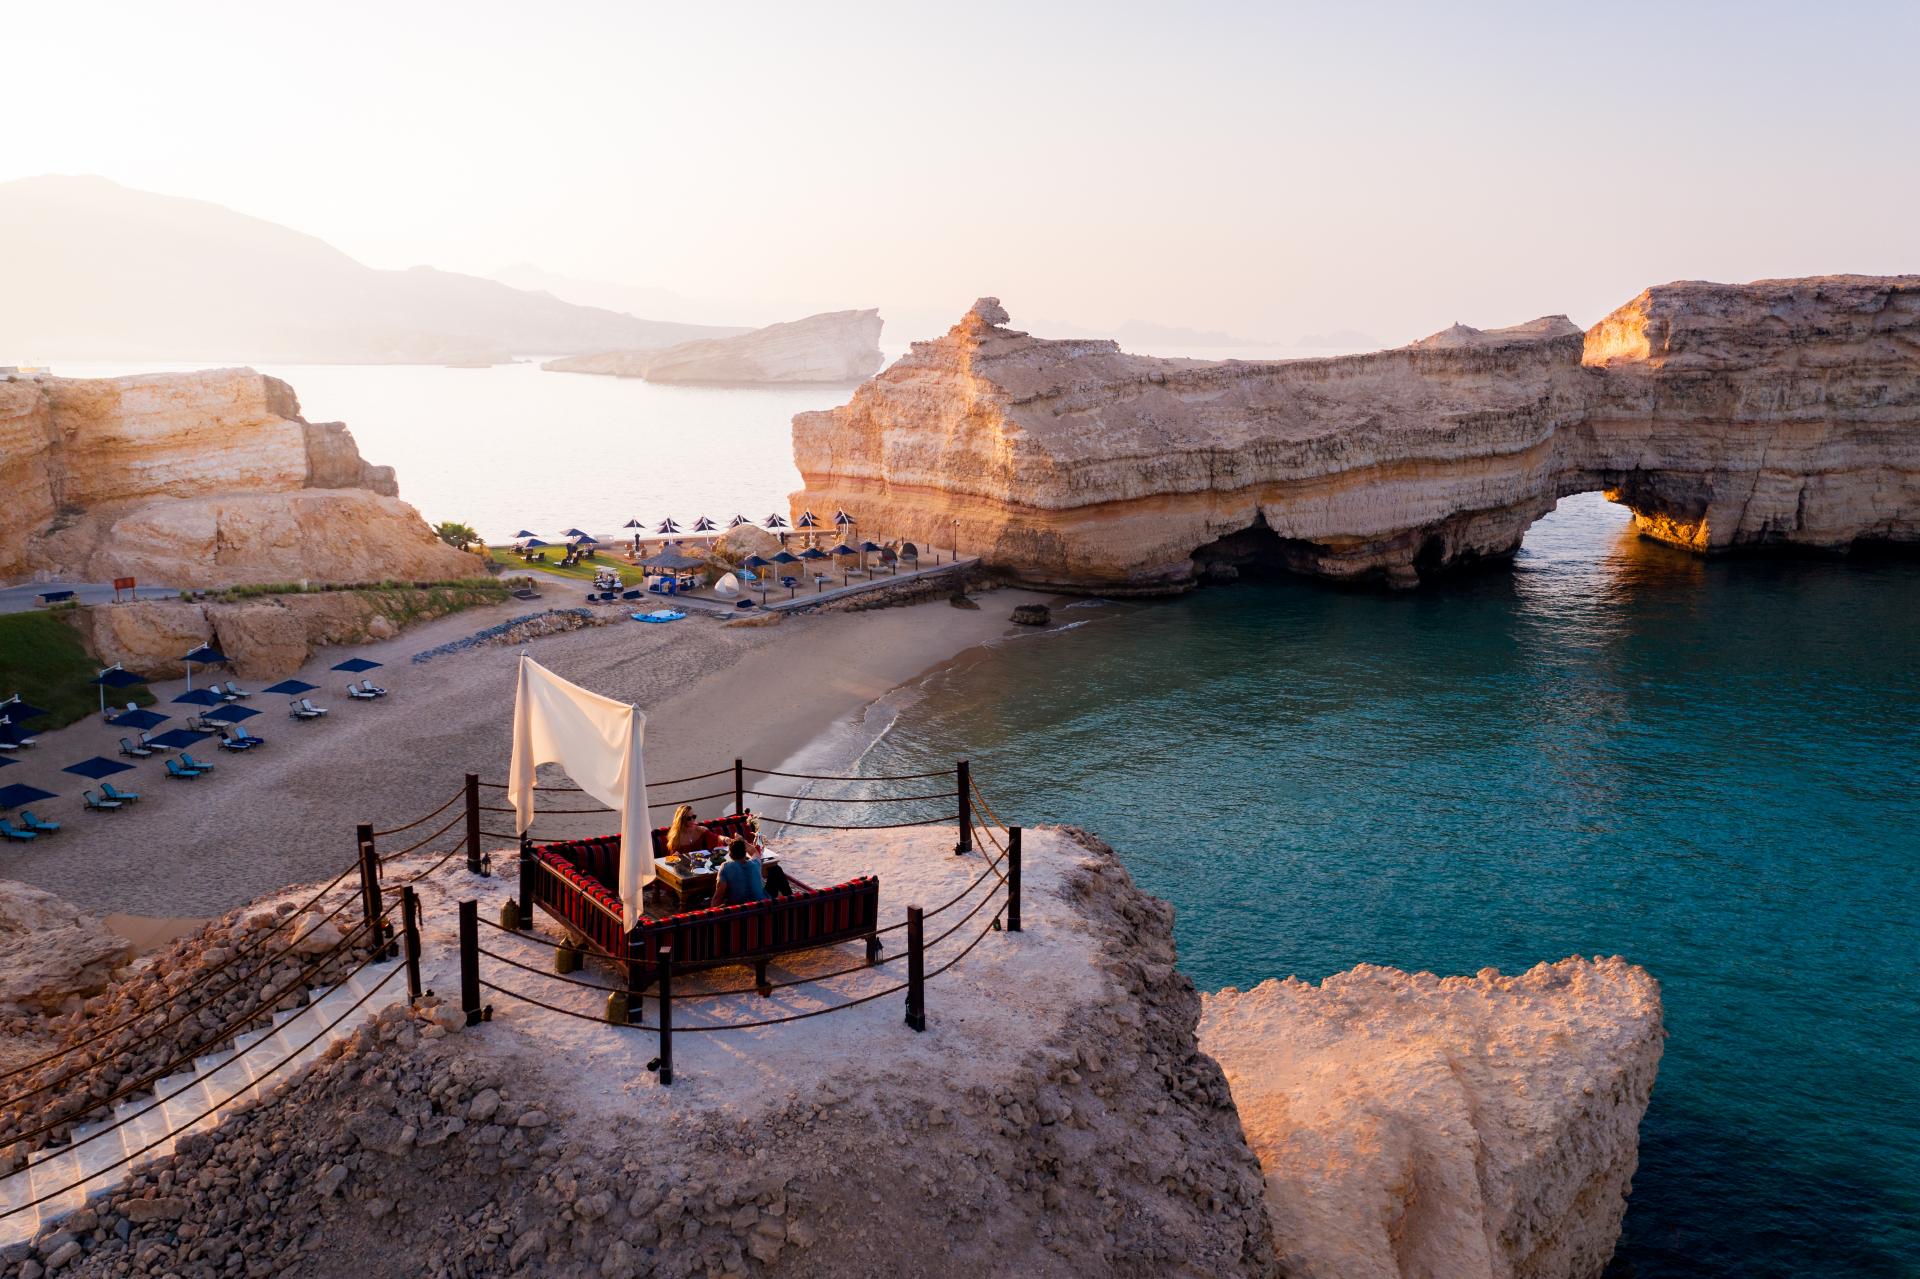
[[545, 309, 884, 384], [1200, 958, 1663, 1279], [791, 277, 1920, 591], [0, 369, 479, 587]]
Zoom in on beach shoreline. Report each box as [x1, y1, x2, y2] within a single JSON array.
[[2, 585, 1062, 916]]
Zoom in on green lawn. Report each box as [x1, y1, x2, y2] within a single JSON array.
[[487, 546, 648, 586], [0, 611, 155, 730]]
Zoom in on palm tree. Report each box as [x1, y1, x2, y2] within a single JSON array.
[[435, 521, 480, 551]]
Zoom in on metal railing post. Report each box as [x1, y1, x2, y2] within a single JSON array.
[[458, 899, 482, 1026], [955, 760, 971, 855], [734, 757, 745, 815], [401, 886, 423, 1003], [657, 945, 675, 1085], [1007, 826, 1022, 933], [517, 836, 535, 929], [465, 772, 483, 875], [905, 905, 926, 1032]]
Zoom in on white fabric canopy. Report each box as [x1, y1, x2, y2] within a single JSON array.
[[508, 655, 651, 928]]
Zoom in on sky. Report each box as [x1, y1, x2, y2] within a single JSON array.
[[5, 0, 1915, 346]]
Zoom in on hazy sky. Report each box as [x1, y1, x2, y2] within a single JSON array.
[[6, 0, 1915, 345]]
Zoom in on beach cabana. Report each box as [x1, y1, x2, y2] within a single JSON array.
[[181, 644, 230, 691], [262, 679, 318, 696], [64, 756, 135, 781], [91, 664, 149, 715], [109, 707, 168, 731]]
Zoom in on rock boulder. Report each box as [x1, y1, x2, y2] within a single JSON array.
[[1199, 957, 1663, 1279], [0, 880, 133, 1015]]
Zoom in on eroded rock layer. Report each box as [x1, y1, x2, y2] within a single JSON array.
[[0, 369, 478, 586], [1200, 958, 1664, 1279], [792, 278, 1920, 591], [546, 309, 884, 383]]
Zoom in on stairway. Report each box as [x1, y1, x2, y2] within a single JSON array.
[[0, 959, 405, 1247]]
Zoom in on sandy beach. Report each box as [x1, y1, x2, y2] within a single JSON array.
[[2, 587, 1059, 916]]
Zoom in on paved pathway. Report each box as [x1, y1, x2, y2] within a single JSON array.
[[0, 581, 179, 614]]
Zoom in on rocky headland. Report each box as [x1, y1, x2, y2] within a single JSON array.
[[0, 369, 480, 588], [545, 310, 884, 384], [791, 277, 1920, 591], [0, 831, 1662, 1278]]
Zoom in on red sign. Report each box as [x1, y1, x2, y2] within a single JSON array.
[[113, 577, 136, 592]]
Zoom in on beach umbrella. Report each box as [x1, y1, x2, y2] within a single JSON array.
[[622, 519, 645, 529], [563, 527, 589, 538], [691, 515, 718, 533], [173, 687, 225, 706], [0, 756, 15, 770], [762, 513, 790, 530], [180, 643, 229, 691], [623, 518, 646, 550], [514, 529, 540, 539], [262, 679, 318, 695], [206, 704, 259, 723], [827, 543, 859, 585], [146, 728, 212, 750], [834, 510, 856, 530], [0, 718, 35, 747], [0, 696, 49, 721], [521, 538, 551, 549], [741, 554, 772, 602], [108, 707, 168, 731], [655, 517, 683, 536], [0, 783, 56, 810], [64, 756, 134, 780], [332, 658, 383, 673], [92, 663, 149, 714], [858, 540, 882, 572], [728, 513, 752, 528]]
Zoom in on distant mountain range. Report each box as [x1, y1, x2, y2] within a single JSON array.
[[0, 176, 747, 364]]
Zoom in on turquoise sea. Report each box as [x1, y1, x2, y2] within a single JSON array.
[[803, 493, 1920, 1278]]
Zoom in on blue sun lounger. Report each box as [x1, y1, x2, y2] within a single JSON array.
[[19, 810, 59, 833]]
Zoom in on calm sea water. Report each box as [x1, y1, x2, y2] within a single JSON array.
[[53, 359, 851, 543], [800, 493, 1920, 1279]]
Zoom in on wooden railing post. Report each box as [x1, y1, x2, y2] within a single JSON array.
[[516, 836, 535, 929], [357, 823, 391, 959], [458, 899, 483, 1026], [905, 905, 926, 1032], [733, 758, 745, 815], [657, 945, 675, 1085], [401, 885, 423, 1003], [1007, 826, 1022, 933], [464, 772, 483, 875], [954, 760, 971, 855]]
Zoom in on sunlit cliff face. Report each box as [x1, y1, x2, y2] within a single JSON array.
[[1581, 292, 1658, 368]]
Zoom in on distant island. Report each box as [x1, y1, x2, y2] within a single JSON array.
[[0, 176, 748, 364], [543, 309, 884, 384]]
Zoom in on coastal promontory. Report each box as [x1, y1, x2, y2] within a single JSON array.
[[0, 368, 478, 588], [545, 310, 884, 384], [791, 277, 1920, 591]]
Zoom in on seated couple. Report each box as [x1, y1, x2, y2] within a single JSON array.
[[663, 805, 792, 905]]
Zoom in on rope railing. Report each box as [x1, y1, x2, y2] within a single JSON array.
[[0, 861, 365, 1088], [370, 788, 463, 838], [3, 912, 384, 1148], [479, 977, 648, 1028], [0, 958, 404, 1226], [377, 808, 467, 863]]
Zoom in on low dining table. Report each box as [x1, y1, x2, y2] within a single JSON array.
[[652, 850, 782, 908]]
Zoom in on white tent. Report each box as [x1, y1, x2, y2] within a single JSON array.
[[713, 572, 741, 597], [507, 656, 651, 927]]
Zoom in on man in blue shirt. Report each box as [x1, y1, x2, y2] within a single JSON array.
[[711, 839, 767, 906]]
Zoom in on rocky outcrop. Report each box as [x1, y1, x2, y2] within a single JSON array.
[[1200, 958, 1663, 1279], [0, 882, 133, 1020], [0, 369, 481, 586], [78, 584, 508, 678], [546, 309, 884, 384], [792, 277, 1920, 591]]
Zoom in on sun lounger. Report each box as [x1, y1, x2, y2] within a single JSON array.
[[119, 736, 154, 758], [180, 751, 214, 772], [0, 821, 34, 842], [289, 699, 320, 720], [234, 726, 266, 747], [101, 782, 141, 804], [300, 698, 329, 718], [83, 790, 123, 812], [216, 728, 251, 751], [362, 680, 388, 697], [0, 742, 15, 753], [164, 758, 201, 779], [347, 681, 379, 700], [19, 810, 59, 833], [224, 681, 252, 699], [621, 589, 642, 600]]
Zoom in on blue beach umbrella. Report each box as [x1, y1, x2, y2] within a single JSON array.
[[108, 708, 168, 730], [563, 528, 589, 538], [173, 688, 226, 707], [514, 529, 540, 539], [0, 756, 15, 770], [728, 514, 752, 528], [91, 663, 149, 714], [690, 515, 718, 533], [64, 756, 134, 780], [331, 658, 383, 673], [262, 679, 318, 695], [655, 517, 682, 536], [180, 644, 230, 691], [521, 538, 551, 549], [146, 728, 212, 750], [0, 783, 56, 810], [0, 696, 49, 721], [206, 704, 260, 723]]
